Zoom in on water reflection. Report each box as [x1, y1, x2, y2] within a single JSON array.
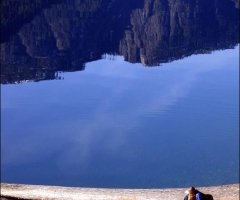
[[1, 0, 239, 189], [1, 0, 239, 84], [1, 47, 239, 188]]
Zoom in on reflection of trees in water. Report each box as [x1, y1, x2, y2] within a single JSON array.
[[0, 0, 239, 84], [119, 0, 239, 66], [231, 0, 239, 8]]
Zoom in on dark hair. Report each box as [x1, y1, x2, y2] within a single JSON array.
[[190, 187, 196, 191], [189, 187, 196, 194]]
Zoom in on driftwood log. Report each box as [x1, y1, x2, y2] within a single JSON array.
[[1, 183, 239, 200]]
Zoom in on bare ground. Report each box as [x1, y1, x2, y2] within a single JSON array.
[[1, 183, 239, 200]]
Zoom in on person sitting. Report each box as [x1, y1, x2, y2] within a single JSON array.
[[184, 187, 213, 200], [184, 187, 202, 200]]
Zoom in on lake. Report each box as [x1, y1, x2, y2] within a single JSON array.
[[1, 0, 239, 189]]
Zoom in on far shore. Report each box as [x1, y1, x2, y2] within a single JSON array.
[[1, 183, 239, 200]]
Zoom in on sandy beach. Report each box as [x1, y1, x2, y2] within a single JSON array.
[[1, 183, 239, 200]]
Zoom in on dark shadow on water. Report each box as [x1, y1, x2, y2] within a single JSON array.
[[1, 0, 239, 84]]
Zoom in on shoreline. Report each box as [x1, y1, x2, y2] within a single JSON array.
[[1, 183, 239, 200]]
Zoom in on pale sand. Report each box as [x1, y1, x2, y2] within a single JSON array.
[[1, 183, 239, 200]]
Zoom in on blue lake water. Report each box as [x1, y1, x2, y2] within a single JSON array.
[[1, 0, 239, 189]]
